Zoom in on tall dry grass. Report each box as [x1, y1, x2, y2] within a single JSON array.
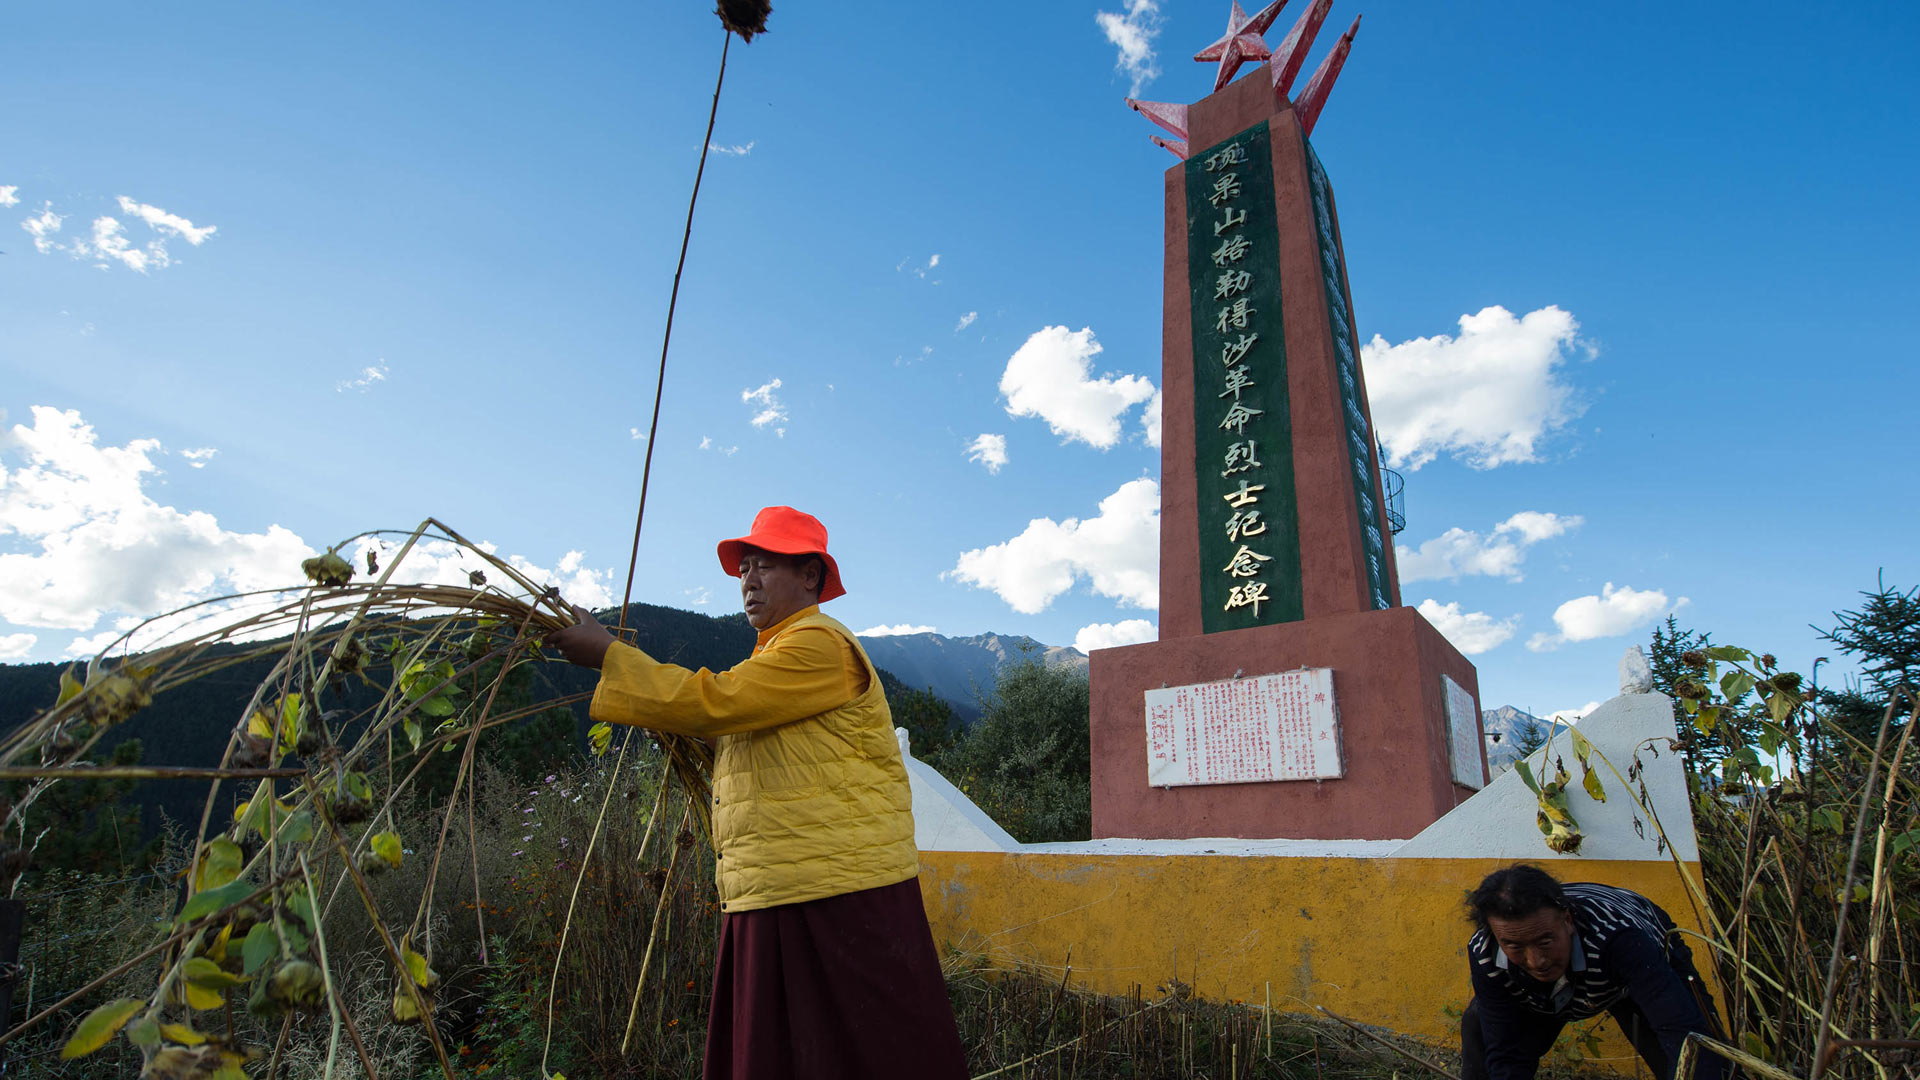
[[1683, 677, 1920, 1079]]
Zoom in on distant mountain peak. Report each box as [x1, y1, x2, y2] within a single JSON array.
[[857, 628, 1084, 721]]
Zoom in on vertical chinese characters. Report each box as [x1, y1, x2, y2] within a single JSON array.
[[1201, 138, 1278, 623]]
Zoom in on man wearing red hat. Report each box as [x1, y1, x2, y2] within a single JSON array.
[[548, 506, 968, 1080]]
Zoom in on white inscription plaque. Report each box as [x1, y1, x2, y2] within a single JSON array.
[[1443, 674, 1486, 790], [1144, 668, 1343, 788]]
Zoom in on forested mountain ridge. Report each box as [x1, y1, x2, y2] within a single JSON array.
[[0, 602, 1066, 849]]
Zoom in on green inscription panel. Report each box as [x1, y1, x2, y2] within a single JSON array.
[[1186, 122, 1304, 631], [1305, 145, 1391, 610]]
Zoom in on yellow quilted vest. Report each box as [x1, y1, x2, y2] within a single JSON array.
[[711, 611, 919, 913]]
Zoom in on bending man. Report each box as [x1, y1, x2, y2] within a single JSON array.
[[548, 505, 968, 1080], [1462, 864, 1727, 1080]]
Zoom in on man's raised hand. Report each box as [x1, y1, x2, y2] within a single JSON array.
[[546, 603, 616, 669]]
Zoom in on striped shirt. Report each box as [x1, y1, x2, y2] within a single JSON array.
[[1467, 883, 1721, 1080], [1469, 882, 1682, 1019]]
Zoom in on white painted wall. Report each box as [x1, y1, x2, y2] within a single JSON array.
[[899, 688, 1700, 863], [900, 728, 1019, 853], [1392, 692, 1697, 862]]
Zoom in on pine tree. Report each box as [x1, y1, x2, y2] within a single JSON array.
[[1815, 574, 1920, 743]]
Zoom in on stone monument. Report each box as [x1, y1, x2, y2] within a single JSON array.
[[1089, 0, 1488, 841]]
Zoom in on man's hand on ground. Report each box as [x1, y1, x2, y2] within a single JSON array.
[[547, 604, 616, 669]]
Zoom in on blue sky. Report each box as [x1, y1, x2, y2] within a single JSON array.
[[4, 1, 1917, 720]]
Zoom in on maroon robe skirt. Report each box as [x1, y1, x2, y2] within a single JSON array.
[[703, 876, 969, 1080]]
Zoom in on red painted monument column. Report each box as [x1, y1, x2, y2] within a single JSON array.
[[1090, 6, 1488, 841]]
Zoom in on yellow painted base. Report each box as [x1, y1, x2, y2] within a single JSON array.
[[921, 852, 1711, 1072]]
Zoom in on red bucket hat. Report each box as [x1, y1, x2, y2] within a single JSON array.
[[715, 506, 846, 603]]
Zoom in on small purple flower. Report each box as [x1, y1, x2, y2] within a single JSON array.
[[545, 774, 557, 783]]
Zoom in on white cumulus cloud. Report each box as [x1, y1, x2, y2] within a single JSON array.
[[0, 406, 316, 635], [1095, 0, 1163, 97], [1074, 618, 1156, 653], [1396, 511, 1582, 583], [858, 624, 937, 637], [948, 477, 1159, 614], [179, 447, 218, 469], [1548, 701, 1601, 725], [0, 633, 37, 659], [1362, 305, 1588, 470], [0, 405, 619, 658], [1415, 599, 1518, 656], [1141, 388, 1162, 448], [1000, 325, 1157, 450], [742, 377, 788, 435], [966, 433, 1008, 474], [1527, 582, 1681, 652], [0, 186, 19, 208], [115, 196, 217, 245]]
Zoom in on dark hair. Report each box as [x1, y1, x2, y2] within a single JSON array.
[[1465, 864, 1568, 931]]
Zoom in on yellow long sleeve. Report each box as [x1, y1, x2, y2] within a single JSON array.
[[589, 608, 866, 738]]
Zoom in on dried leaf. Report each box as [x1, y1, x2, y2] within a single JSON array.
[[61, 998, 143, 1059]]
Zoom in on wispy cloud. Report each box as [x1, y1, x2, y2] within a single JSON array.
[[708, 140, 756, 156], [115, 196, 216, 245], [683, 586, 713, 607], [858, 623, 937, 637], [0, 633, 37, 660], [335, 360, 390, 393], [966, 433, 1008, 474], [1095, 0, 1163, 97], [83, 216, 161, 272], [699, 435, 740, 456], [179, 447, 218, 469], [0, 186, 19, 208], [1396, 511, 1582, 583], [22, 203, 65, 254], [898, 254, 941, 282], [1363, 305, 1589, 470], [1000, 325, 1157, 450], [1527, 583, 1683, 652], [741, 378, 788, 436], [955, 311, 978, 332], [19, 196, 215, 273]]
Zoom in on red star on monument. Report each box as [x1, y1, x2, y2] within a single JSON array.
[[1193, 0, 1289, 92]]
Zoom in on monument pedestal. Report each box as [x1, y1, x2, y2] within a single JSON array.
[[1091, 605, 1484, 841]]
